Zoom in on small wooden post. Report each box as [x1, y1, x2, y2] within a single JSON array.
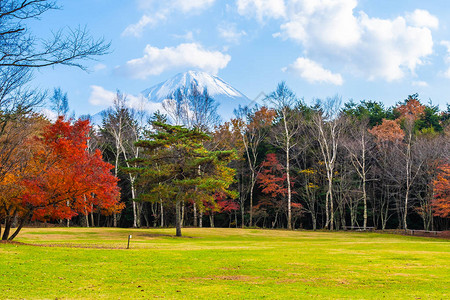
[[127, 235, 132, 249]]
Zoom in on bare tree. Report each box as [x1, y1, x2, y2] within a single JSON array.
[[163, 83, 220, 131], [0, 1, 109, 69], [101, 92, 129, 227], [120, 96, 149, 228], [311, 96, 344, 230], [234, 105, 275, 227], [49, 87, 69, 118], [343, 118, 373, 229], [265, 82, 301, 230], [0, 0, 109, 115]]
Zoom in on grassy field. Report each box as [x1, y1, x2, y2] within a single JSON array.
[[0, 228, 448, 299]]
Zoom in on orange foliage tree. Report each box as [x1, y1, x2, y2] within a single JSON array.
[[432, 163, 450, 218], [368, 119, 405, 144], [1, 117, 122, 241], [257, 153, 300, 228], [396, 96, 425, 121]]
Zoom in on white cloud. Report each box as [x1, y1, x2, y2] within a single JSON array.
[[406, 9, 439, 29], [440, 41, 450, 78], [284, 57, 343, 85], [137, 0, 156, 10], [355, 13, 433, 81], [441, 40, 450, 63], [443, 68, 450, 79], [93, 63, 107, 72], [237, 0, 286, 21], [125, 0, 215, 36], [127, 94, 164, 113], [244, 0, 436, 82], [172, 31, 195, 41], [176, 0, 215, 12], [119, 43, 231, 79], [279, 0, 361, 48], [412, 81, 428, 87], [39, 108, 58, 122], [122, 12, 167, 37], [89, 85, 116, 106], [89, 85, 163, 113], [218, 23, 247, 43]]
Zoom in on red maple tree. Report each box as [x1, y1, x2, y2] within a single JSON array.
[[258, 153, 290, 197], [2, 117, 122, 240], [216, 192, 239, 213], [256, 153, 300, 226]]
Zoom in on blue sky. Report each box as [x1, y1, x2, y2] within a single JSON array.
[[32, 0, 450, 117]]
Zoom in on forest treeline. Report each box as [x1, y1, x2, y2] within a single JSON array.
[[1, 83, 450, 238], [91, 82, 449, 234]]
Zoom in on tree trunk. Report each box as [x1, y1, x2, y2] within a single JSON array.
[[2, 217, 11, 240], [325, 175, 331, 229], [137, 202, 142, 227], [404, 186, 410, 230], [175, 200, 182, 237], [249, 172, 255, 227], [181, 201, 185, 227], [282, 109, 292, 230], [8, 218, 25, 241], [362, 136, 368, 230], [404, 134, 412, 230], [209, 214, 214, 228], [132, 199, 137, 228], [286, 158, 292, 230], [241, 196, 245, 228], [83, 195, 89, 228], [160, 199, 164, 227], [199, 211, 203, 228], [8, 211, 32, 241], [330, 189, 334, 231], [193, 202, 197, 227], [113, 145, 120, 228], [312, 213, 317, 231], [90, 204, 95, 227]]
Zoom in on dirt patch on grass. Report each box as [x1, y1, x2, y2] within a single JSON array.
[[1, 240, 125, 249], [0, 240, 24, 245], [276, 278, 298, 284], [138, 233, 198, 239], [188, 275, 259, 282]]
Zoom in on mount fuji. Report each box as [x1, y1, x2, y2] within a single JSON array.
[[141, 71, 253, 119], [90, 71, 253, 125]]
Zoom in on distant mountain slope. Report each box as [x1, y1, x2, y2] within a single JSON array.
[[90, 71, 253, 125], [142, 70, 252, 119]]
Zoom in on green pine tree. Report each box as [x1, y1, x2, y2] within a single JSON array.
[[131, 121, 236, 236]]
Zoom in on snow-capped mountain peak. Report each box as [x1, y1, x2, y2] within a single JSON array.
[[142, 70, 249, 103], [141, 71, 252, 119]]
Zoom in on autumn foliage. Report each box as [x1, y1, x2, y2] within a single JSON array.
[[257, 154, 299, 204], [368, 119, 405, 143], [258, 154, 290, 197], [432, 163, 450, 218], [0, 117, 122, 240], [396, 97, 425, 121]]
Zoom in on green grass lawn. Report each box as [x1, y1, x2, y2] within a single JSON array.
[[1, 228, 448, 299]]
